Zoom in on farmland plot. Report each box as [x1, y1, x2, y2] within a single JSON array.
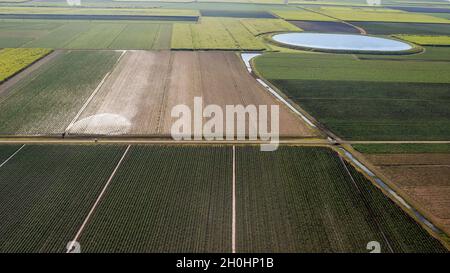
[[0, 21, 61, 48], [394, 35, 450, 46], [236, 146, 447, 252], [358, 149, 450, 236], [0, 145, 126, 253], [65, 24, 127, 49], [352, 22, 450, 35], [314, 7, 450, 23], [0, 51, 120, 135], [171, 18, 272, 50], [77, 145, 232, 253], [288, 20, 360, 34], [241, 18, 301, 35], [254, 53, 450, 140], [69, 51, 315, 138]]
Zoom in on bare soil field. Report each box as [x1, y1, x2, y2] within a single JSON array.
[[366, 154, 450, 166], [367, 153, 450, 235], [69, 50, 316, 138]]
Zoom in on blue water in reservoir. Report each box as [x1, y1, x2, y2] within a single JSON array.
[[272, 33, 413, 52]]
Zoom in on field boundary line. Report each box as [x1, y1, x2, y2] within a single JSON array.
[[338, 154, 394, 253], [65, 50, 127, 134], [67, 144, 131, 253], [0, 144, 25, 168], [232, 145, 236, 254]]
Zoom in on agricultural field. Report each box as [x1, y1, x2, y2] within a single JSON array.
[[0, 20, 174, 49], [0, 144, 126, 252], [254, 53, 450, 140], [356, 47, 450, 61], [288, 20, 361, 33], [0, 0, 449, 256], [172, 18, 267, 50], [200, 9, 276, 18], [394, 35, 450, 45], [236, 146, 446, 252], [0, 48, 51, 82], [354, 144, 450, 235], [77, 146, 232, 253], [353, 144, 450, 154], [271, 9, 336, 21], [0, 144, 447, 253], [0, 144, 21, 163], [352, 22, 450, 35], [171, 18, 302, 50], [68, 51, 315, 137], [0, 7, 199, 17], [241, 18, 301, 35], [0, 51, 120, 135], [312, 6, 450, 23]]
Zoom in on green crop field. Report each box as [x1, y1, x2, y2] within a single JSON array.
[[0, 20, 173, 49], [78, 146, 232, 253], [314, 7, 450, 23], [0, 0, 448, 255], [0, 48, 51, 82], [254, 53, 450, 140], [356, 47, 450, 61], [0, 51, 120, 135], [272, 9, 336, 21], [394, 35, 450, 46], [255, 53, 450, 83], [171, 18, 302, 50], [0, 7, 199, 17], [0, 144, 126, 253], [236, 146, 446, 252]]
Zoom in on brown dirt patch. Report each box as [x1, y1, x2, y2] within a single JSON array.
[[69, 50, 316, 137]]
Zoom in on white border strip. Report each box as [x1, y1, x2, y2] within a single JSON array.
[[67, 144, 131, 253], [232, 145, 236, 253], [0, 144, 25, 168]]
